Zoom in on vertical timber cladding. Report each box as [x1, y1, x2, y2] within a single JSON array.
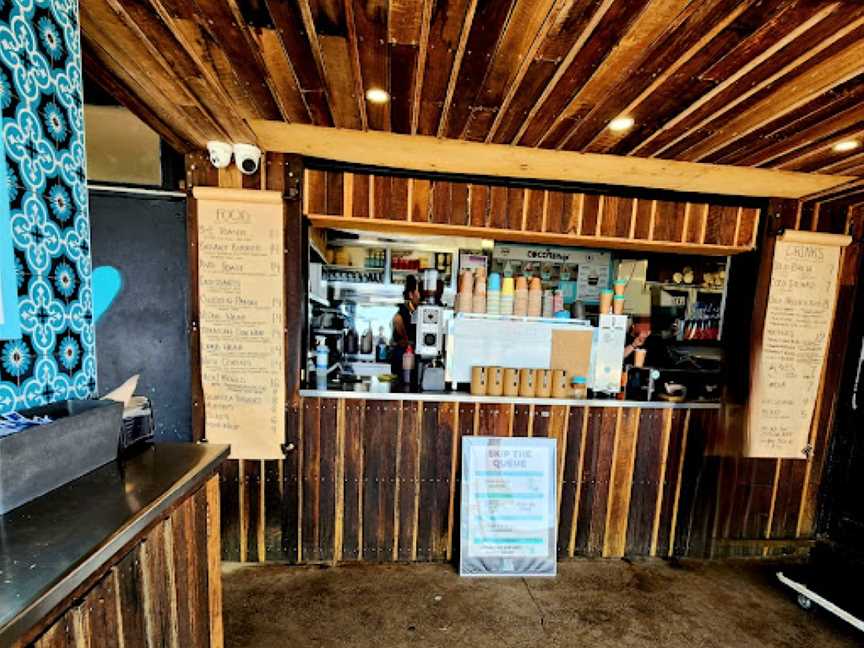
[[27, 476, 223, 648], [199, 159, 856, 563], [303, 168, 761, 255]]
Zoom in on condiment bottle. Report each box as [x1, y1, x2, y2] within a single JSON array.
[[402, 345, 415, 387]]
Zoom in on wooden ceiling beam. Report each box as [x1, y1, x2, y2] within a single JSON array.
[[80, 2, 216, 145], [655, 17, 864, 161], [146, 0, 263, 126], [545, 0, 700, 151], [456, 0, 558, 142], [409, 0, 432, 135], [351, 0, 391, 131], [719, 101, 864, 168], [264, 0, 334, 125], [625, 2, 841, 158], [508, 0, 616, 145], [100, 0, 253, 142], [83, 45, 190, 152], [435, 0, 478, 137], [188, 0, 281, 120], [483, 0, 569, 143], [251, 121, 855, 198]]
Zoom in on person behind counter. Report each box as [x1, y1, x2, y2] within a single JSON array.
[[623, 317, 663, 366], [390, 274, 420, 376]]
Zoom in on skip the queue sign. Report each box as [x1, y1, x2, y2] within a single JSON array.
[[460, 437, 557, 577]]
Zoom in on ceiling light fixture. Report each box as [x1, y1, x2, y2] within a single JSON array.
[[608, 116, 635, 132], [365, 88, 390, 104], [833, 139, 860, 153]]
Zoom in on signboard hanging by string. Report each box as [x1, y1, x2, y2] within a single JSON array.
[[194, 187, 285, 460], [746, 229, 850, 459], [460, 436, 557, 577]]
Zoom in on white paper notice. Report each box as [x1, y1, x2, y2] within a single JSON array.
[[460, 437, 556, 577], [747, 232, 845, 459], [196, 188, 285, 460]]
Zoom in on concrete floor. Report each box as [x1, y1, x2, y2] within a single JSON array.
[[222, 559, 861, 647]]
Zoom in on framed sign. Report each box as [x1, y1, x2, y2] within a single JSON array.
[[460, 437, 557, 577], [0, 131, 20, 340]]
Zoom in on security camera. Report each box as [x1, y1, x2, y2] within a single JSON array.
[[206, 141, 232, 169], [233, 143, 262, 175]]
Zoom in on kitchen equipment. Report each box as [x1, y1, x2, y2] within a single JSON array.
[[420, 360, 446, 392], [591, 314, 627, 394], [421, 268, 440, 304], [416, 305, 445, 358], [344, 328, 359, 355], [625, 367, 659, 401], [360, 324, 373, 354]]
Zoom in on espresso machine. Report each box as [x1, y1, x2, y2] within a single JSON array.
[[416, 269, 446, 391]]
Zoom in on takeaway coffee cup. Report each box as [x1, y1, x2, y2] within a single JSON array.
[[503, 369, 520, 396], [534, 369, 552, 398], [470, 366, 488, 395], [519, 368, 536, 397], [487, 366, 504, 396]]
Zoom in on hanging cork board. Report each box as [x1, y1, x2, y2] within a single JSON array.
[[194, 187, 285, 459], [747, 230, 850, 458]]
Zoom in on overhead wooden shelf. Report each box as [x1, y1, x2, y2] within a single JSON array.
[[254, 123, 853, 200], [303, 169, 760, 257]]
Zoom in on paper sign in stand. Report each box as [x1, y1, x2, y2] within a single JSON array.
[[460, 437, 557, 577]]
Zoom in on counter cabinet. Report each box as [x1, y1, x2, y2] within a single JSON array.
[[1, 444, 228, 648], [217, 395, 810, 566]]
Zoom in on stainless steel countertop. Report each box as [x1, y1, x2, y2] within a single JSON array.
[[299, 389, 721, 409], [0, 442, 229, 647]]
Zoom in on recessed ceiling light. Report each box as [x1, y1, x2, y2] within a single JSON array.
[[365, 88, 390, 104], [833, 139, 860, 153], [608, 116, 635, 132]]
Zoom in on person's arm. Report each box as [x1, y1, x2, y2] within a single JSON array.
[[392, 313, 409, 348]]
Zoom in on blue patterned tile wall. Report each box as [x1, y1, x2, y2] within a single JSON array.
[[0, 0, 95, 410]]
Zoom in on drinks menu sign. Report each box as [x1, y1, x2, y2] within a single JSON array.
[[747, 230, 849, 459], [460, 437, 556, 577], [194, 188, 285, 460]]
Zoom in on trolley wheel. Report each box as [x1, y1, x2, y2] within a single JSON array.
[[797, 594, 814, 610]]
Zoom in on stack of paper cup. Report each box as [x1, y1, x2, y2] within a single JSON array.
[[542, 289, 554, 318], [486, 273, 501, 316], [456, 270, 474, 313], [514, 276, 528, 316], [527, 277, 542, 317], [472, 272, 486, 314], [500, 277, 515, 316]]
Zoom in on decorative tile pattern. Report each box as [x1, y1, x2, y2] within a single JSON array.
[[0, 0, 94, 410]]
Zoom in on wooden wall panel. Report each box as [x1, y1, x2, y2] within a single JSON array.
[[218, 398, 833, 565], [30, 477, 220, 648]]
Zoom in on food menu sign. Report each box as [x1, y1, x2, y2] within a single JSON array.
[[195, 188, 285, 460], [747, 230, 849, 459], [460, 437, 556, 577]]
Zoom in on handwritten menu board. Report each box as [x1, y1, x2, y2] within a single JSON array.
[[747, 230, 848, 458], [194, 188, 284, 460]]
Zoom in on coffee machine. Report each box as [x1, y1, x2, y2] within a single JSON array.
[[416, 304, 446, 391]]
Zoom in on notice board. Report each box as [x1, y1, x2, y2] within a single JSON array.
[[195, 188, 285, 459], [747, 230, 850, 458], [460, 437, 556, 577]]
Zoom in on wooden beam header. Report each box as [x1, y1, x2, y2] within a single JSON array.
[[251, 122, 854, 200]]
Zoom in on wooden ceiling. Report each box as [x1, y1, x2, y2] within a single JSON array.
[[82, 0, 864, 186]]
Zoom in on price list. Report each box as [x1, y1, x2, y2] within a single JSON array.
[[749, 237, 840, 458], [197, 192, 284, 459]]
